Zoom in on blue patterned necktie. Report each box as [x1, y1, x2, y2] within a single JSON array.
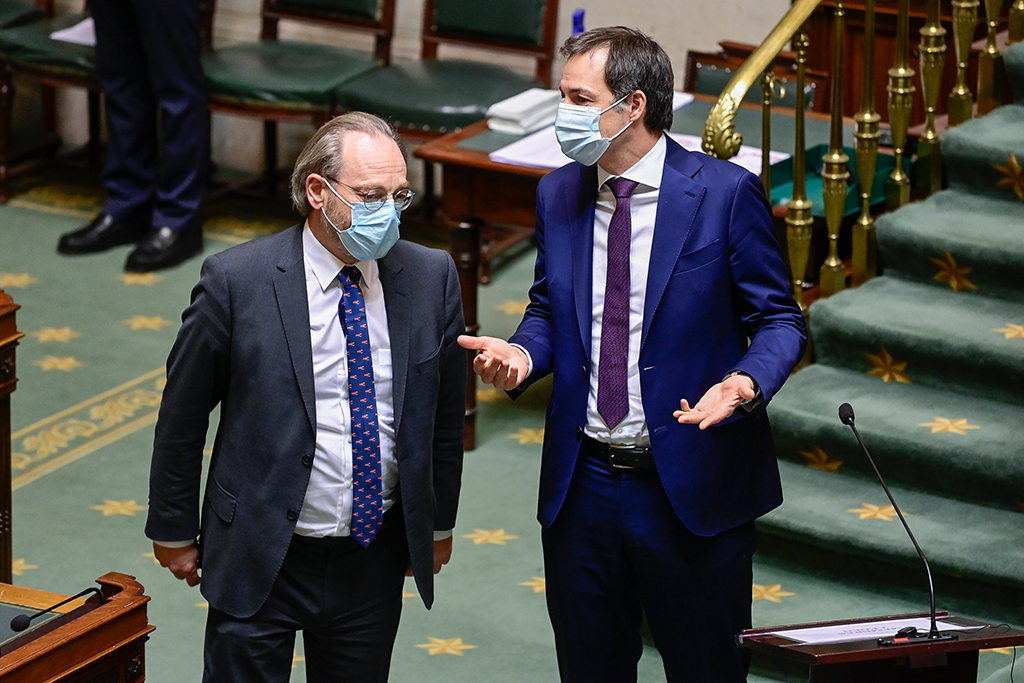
[[596, 177, 638, 429], [338, 266, 383, 547]]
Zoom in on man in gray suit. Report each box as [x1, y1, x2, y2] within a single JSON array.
[[145, 112, 466, 683]]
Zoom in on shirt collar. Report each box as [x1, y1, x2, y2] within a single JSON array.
[[597, 133, 667, 193], [302, 221, 378, 292]]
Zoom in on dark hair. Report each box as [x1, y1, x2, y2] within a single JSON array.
[[560, 26, 674, 132]]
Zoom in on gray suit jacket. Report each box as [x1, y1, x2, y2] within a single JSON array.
[[145, 225, 466, 618]]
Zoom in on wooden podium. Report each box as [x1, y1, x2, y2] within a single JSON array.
[[0, 572, 154, 682], [740, 612, 1024, 682]]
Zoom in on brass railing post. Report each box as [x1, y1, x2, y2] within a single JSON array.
[[1011, 0, 1024, 43], [853, 0, 880, 286], [916, 0, 947, 198], [786, 28, 814, 313], [886, 0, 915, 210], [820, 0, 850, 298], [977, 0, 1008, 114], [761, 69, 776, 201], [949, 0, 980, 125]]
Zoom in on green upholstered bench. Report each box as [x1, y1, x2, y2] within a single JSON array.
[[0, 0, 45, 29]]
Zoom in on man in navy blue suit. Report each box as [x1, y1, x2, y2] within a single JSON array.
[[56, 0, 208, 272], [460, 27, 806, 683]]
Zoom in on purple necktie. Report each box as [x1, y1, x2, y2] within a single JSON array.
[[597, 177, 638, 429], [338, 266, 383, 547]]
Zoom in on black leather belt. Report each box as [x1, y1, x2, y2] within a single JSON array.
[[581, 434, 655, 470]]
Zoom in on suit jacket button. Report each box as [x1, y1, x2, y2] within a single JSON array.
[[575, 426, 583, 440], [302, 455, 314, 467], [286, 509, 298, 521]]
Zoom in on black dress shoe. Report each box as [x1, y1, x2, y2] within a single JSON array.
[[125, 227, 203, 272], [57, 212, 146, 255]]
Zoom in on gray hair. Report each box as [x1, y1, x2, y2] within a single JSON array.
[[290, 112, 406, 216]]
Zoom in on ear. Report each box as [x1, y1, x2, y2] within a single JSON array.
[[628, 89, 647, 124], [306, 174, 327, 211]]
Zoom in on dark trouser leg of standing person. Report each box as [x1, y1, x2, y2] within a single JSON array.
[[124, 0, 208, 272], [57, 0, 155, 256]]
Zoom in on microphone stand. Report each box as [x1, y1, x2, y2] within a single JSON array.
[[839, 403, 958, 646]]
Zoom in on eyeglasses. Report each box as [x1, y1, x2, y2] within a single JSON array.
[[323, 176, 416, 211]]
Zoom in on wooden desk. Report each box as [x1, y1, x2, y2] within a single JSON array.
[[0, 290, 22, 584], [740, 611, 1024, 682], [0, 572, 154, 682], [416, 94, 854, 450]]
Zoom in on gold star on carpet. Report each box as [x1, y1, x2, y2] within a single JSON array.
[[848, 503, 901, 521], [142, 552, 161, 565], [30, 327, 81, 342], [496, 300, 530, 315], [119, 273, 164, 285], [0, 273, 37, 288], [510, 427, 544, 444], [11, 558, 38, 576], [993, 153, 1024, 201], [123, 315, 172, 331], [929, 252, 978, 292], [981, 647, 1014, 655], [752, 583, 795, 603], [402, 588, 418, 604], [476, 388, 505, 403], [292, 652, 305, 669], [865, 348, 912, 384], [33, 356, 83, 372], [196, 602, 209, 609], [919, 417, 980, 435], [800, 447, 843, 472], [415, 637, 477, 656], [91, 499, 148, 516], [461, 529, 519, 545], [520, 577, 546, 594], [993, 324, 1024, 340]]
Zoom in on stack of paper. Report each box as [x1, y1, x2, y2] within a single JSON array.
[[487, 88, 561, 135], [49, 17, 96, 47]]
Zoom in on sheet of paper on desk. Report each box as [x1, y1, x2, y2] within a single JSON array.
[[754, 617, 973, 646], [49, 17, 96, 46], [488, 91, 788, 175]]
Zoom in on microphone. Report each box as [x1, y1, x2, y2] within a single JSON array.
[[837, 402, 958, 646], [9, 586, 104, 632]]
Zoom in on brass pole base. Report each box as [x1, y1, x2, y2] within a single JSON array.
[[915, 137, 944, 198], [885, 175, 911, 211], [851, 219, 878, 286], [948, 92, 974, 126], [977, 52, 1006, 115], [819, 262, 847, 298]]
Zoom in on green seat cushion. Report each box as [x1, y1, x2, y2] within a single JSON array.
[[0, 0, 45, 29], [433, 0, 547, 46], [336, 60, 539, 132], [0, 13, 95, 77], [203, 40, 381, 109]]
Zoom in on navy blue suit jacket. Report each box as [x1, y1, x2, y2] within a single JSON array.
[[509, 137, 806, 536], [145, 227, 466, 618]]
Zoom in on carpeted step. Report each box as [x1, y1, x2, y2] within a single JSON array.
[[940, 103, 1024, 199], [769, 363, 1024, 508], [1006, 40, 1024, 103], [875, 189, 1024, 303], [808, 277, 1024, 405], [757, 457, 1024, 602]]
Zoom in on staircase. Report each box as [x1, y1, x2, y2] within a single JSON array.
[[757, 40, 1024, 682]]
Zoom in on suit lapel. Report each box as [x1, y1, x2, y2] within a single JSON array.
[[273, 227, 316, 431], [642, 140, 707, 351], [570, 165, 599, 361], [378, 249, 409, 433]]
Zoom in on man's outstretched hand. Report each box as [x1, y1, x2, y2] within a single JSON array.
[[673, 373, 756, 430], [458, 335, 529, 391]]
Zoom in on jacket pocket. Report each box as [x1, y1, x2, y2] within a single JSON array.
[[414, 339, 444, 374], [207, 478, 237, 524], [671, 238, 723, 276]]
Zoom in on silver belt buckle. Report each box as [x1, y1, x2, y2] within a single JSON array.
[[607, 444, 636, 469]]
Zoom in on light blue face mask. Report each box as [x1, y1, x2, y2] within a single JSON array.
[[554, 93, 633, 166], [321, 180, 401, 261]]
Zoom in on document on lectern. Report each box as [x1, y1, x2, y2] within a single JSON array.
[[756, 617, 973, 646]]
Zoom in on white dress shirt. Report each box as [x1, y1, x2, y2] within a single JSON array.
[[296, 223, 398, 537], [584, 134, 667, 446]]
